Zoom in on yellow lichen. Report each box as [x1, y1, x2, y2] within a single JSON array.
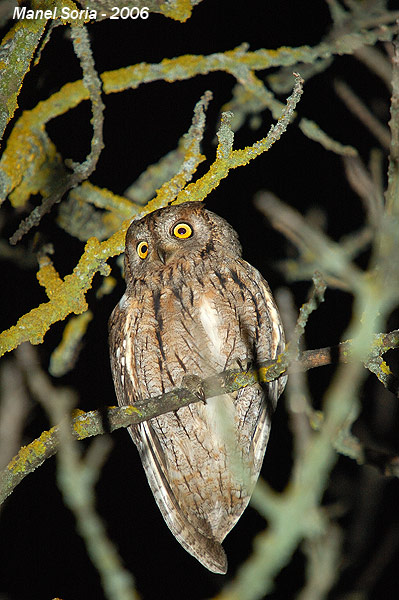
[[37, 259, 64, 298], [159, 0, 193, 22], [71, 409, 86, 418], [258, 367, 271, 384], [0, 226, 129, 356], [71, 413, 94, 439], [120, 405, 142, 417], [0, 70, 301, 358], [380, 360, 392, 376], [7, 428, 56, 474], [50, 311, 93, 377]]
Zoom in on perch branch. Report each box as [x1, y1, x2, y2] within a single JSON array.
[[1, 329, 398, 506]]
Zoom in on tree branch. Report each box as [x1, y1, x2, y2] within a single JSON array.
[[1, 329, 398, 506], [9, 24, 105, 245]]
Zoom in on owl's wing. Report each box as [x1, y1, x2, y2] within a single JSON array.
[[235, 264, 286, 475], [109, 296, 141, 406], [132, 420, 228, 573], [109, 297, 228, 574]]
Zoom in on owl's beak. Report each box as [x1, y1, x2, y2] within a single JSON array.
[[157, 244, 175, 265], [157, 247, 167, 264]]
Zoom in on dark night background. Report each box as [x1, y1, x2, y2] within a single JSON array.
[[0, 2, 398, 599]]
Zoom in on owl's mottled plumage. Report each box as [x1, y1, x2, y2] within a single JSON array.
[[109, 201, 285, 573]]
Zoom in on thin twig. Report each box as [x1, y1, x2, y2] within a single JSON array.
[[354, 44, 393, 90], [343, 155, 385, 225], [254, 191, 362, 290], [334, 79, 391, 150]]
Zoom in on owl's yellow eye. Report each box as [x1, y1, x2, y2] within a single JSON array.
[[173, 223, 193, 239], [137, 241, 149, 259]]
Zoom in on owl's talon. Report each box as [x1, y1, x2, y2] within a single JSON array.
[[237, 358, 253, 373], [181, 374, 206, 404]]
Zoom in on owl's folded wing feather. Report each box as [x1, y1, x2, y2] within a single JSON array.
[[109, 301, 228, 574], [131, 420, 228, 574], [234, 265, 286, 474]]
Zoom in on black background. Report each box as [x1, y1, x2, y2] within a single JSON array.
[[0, 2, 398, 599]]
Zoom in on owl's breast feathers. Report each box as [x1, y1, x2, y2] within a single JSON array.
[[109, 256, 285, 573]]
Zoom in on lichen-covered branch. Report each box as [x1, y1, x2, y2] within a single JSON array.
[[298, 117, 359, 157], [101, 20, 398, 95], [0, 19, 46, 141], [1, 329, 398, 506], [1, 15, 398, 207], [385, 34, 399, 216], [0, 230, 125, 356], [9, 24, 105, 244], [0, 81, 302, 358]]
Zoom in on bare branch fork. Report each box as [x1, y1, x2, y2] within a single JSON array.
[[0, 327, 398, 506]]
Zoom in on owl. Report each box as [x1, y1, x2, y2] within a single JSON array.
[[109, 201, 286, 574]]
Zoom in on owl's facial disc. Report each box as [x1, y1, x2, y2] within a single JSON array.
[[125, 203, 227, 274]]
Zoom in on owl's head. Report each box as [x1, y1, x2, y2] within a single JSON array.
[[124, 202, 242, 282]]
